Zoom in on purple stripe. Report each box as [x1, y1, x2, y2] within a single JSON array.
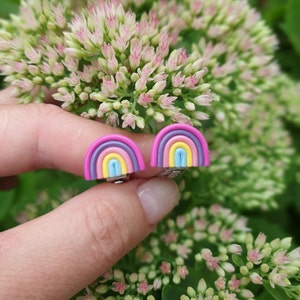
[[90, 141, 139, 180], [156, 130, 204, 167]]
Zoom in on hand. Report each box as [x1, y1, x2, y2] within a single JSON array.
[[0, 88, 179, 299]]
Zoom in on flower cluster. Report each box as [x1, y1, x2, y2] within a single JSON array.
[[182, 233, 300, 300], [180, 88, 294, 210], [15, 188, 74, 224], [122, 0, 280, 128], [275, 75, 300, 129], [0, 0, 72, 102], [0, 0, 281, 131], [58, 1, 214, 129], [74, 204, 300, 299], [0, 0, 215, 130]]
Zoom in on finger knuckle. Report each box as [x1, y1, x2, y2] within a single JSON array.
[[82, 194, 129, 268]]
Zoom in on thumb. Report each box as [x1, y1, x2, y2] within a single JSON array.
[[0, 178, 179, 299]]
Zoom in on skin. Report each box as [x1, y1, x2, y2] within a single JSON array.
[[0, 88, 179, 299]]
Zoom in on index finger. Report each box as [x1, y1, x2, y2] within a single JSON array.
[[0, 103, 159, 177]]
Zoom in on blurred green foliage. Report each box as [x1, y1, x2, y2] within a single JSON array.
[[251, 0, 300, 79], [0, 0, 19, 18]]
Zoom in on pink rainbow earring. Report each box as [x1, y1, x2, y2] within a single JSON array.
[[150, 124, 210, 178], [84, 135, 145, 183], [84, 124, 209, 182]]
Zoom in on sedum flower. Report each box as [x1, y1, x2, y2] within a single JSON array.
[[122, 0, 280, 128], [0, 0, 215, 131], [180, 88, 294, 210], [0, 0, 73, 103]]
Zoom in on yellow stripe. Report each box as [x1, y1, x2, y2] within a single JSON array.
[[102, 153, 128, 178], [169, 142, 192, 167]]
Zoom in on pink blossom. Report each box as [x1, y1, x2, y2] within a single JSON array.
[[102, 76, 118, 95], [177, 245, 191, 259], [250, 272, 263, 285], [140, 252, 153, 263], [172, 72, 185, 87], [152, 80, 167, 93], [269, 267, 291, 288], [177, 49, 189, 65], [219, 229, 233, 242], [208, 224, 219, 234], [247, 248, 264, 264], [138, 93, 152, 107], [12, 78, 33, 93], [163, 230, 177, 244], [272, 250, 289, 265], [195, 220, 207, 230], [135, 77, 147, 92], [153, 73, 167, 83], [176, 216, 186, 228], [13, 61, 27, 74], [137, 280, 151, 295], [65, 72, 81, 86], [214, 277, 226, 290], [194, 94, 213, 106], [206, 257, 219, 271], [158, 94, 177, 108], [75, 27, 90, 44], [28, 65, 39, 76], [129, 38, 142, 69], [112, 281, 128, 295], [116, 71, 127, 85], [54, 4, 66, 28], [201, 248, 213, 260], [52, 62, 65, 76], [177, 266, 189, 279], [184, 75, 198, 88], [254, 233, 267, 248], [157, 31, 172, 57], [78, 65, 94, 83], [63, 57, 79, 72], [99, 102, 112, 113], [107, 56, 118, 72], [228, 244, 243, 255], [153, 278, 162, 290], [112, 35, 126, 52], [102, 43, 115, 59], [172, 112, 192, 125], [228, 275, 241, 291], [223, 291, 238, 300], [159, 261, 171, 275], [121, 113, 137, 129], [222, 262, 235, 273], [21, 6, 39, 29], [25, 47, 41, 63], [210, 204, 222, 215]]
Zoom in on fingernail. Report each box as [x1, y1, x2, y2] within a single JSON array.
[[137, 178, 179, 225]]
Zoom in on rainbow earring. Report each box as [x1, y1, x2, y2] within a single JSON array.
[[84, 135, 145, 183], [150, 124, 210, 178]]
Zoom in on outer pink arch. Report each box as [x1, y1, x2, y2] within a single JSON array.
[[84, 134, 145, 180], [162, 136, 198, 167], [150, 124, 210, 167], [96, 147, 134, 179]]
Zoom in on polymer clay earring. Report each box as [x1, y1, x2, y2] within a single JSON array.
[[150, 124, 210, 178], [84, 135, 145, 183]]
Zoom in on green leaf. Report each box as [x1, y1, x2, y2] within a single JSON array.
[[231, 254, 244, 267], [0, 189, 15, 222], [0, 0, 19, 17], [162, 285, 187, 300], [282, 0, 300, 56], [263, 282, 290, 300]]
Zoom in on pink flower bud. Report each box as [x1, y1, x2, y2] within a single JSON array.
[[153, 80, 166, 93]]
